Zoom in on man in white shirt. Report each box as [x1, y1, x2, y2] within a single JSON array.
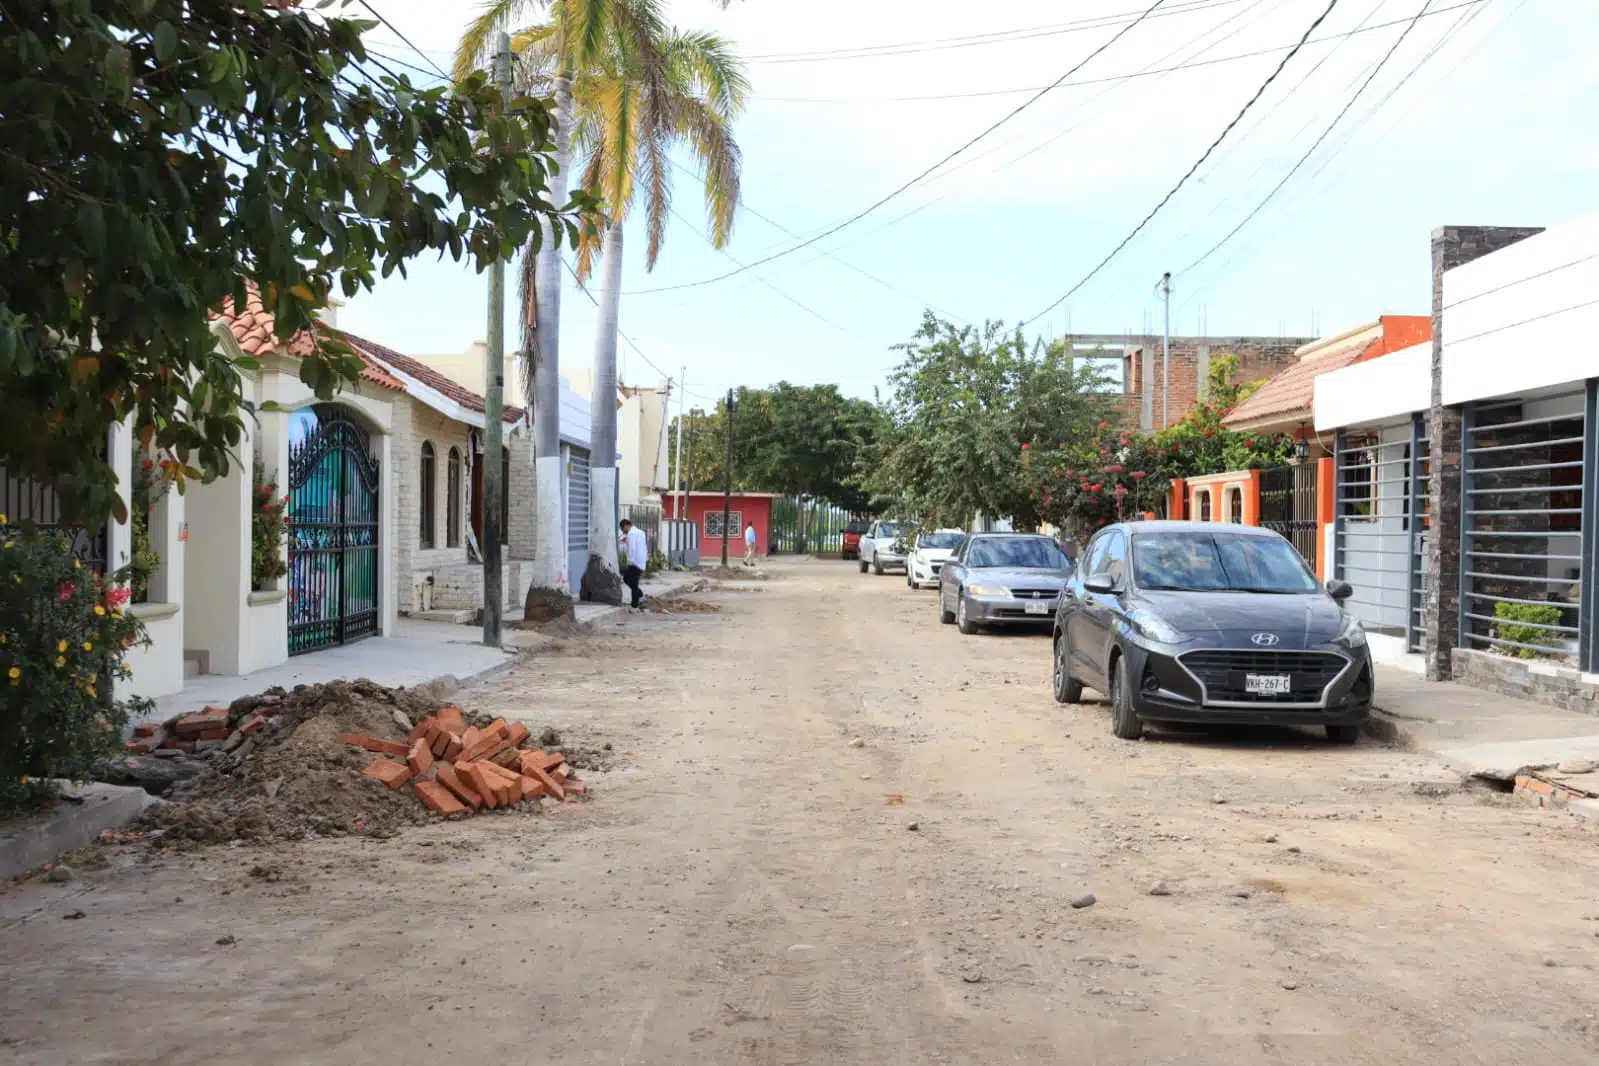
[[743, 521, 758, 567], [618, 519, 648, 609]]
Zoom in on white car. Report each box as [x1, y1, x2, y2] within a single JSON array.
[[907, 529, 965, 589], [857, 519, 909, 575]]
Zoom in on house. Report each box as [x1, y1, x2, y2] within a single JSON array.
[[564, 369, 672, 507], [1314, 215, 1599, 709], [662, 492, 779, 562], [1065, 332, 1311, 432]]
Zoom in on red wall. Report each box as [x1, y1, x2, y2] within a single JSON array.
[[662, 495, 775, 561]]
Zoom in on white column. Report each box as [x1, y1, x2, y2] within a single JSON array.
[[379, 431, 397, 636]]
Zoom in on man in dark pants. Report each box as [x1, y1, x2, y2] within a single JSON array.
[[619, 518, 648, 609]]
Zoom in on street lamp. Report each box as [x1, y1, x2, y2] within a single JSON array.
[[1292, 437, 1310, 463]]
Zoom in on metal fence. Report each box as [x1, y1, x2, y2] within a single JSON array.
[[621, 502, 661, 554], [1459, 388, 1585, 665], [0, 443, 111, 574], [768, 497, 861, 555], [1258, 463, 1320, 572], [660, 518, 700, 569], [1334, 423, 1422, 642]]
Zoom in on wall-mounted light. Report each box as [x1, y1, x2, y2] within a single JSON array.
[[1293, 436, 1310, 462]]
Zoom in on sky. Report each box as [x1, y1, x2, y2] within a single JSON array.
[[340, 0, 1598, 409]]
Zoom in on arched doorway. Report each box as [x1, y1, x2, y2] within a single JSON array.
[[287, 405, 380, 654]]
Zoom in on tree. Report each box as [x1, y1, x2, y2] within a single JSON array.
[[1, 0, 582, 527], [867, 314, 1115, 529], [507, 4, 745, 602], [457, 0, 739, 618]]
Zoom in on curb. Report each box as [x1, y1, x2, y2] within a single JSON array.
[[1362, 708, 1412, 747], [0, 781, 157, 882]]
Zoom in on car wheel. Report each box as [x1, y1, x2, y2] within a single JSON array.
[[906, 570, 914, 588], [872, 554, 884, 576], [1052, 634, 1084, 704], [1109, 654, 1142, 740], [938, 589, 955, 625], [956, 592, 978, 635], [1326, 724, 1360, 745], [858, 557, 868, 574]]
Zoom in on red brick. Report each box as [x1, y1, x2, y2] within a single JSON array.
[[363, 758, 412, 789], [476, 763, 516, 806], [516, 773, 543, 801], [162, 739, 196, 754], [174, 705, 228, 736], [491, 748, 521, 770], [442, 735, 463, 761], [408, 738, 434, 778], [133, 723, 160, 739], [413, 780, 466, 816], [460, 762, 500, 809], [124, 741, 154, 754], [504, 722, 530, 749], [193, 727, 229, 741], [239, 715, 266, 735], [435, 763, 483, 809], [430, 730, 451, 758], [437, 706, 466, 732], [409, 716, 435, 744], [460, 726, 481, 752], [461, 733, 512, 764], [562, 778, 587, 796], [485, 719, 510, 741], [534, 751, 566, 773], [525, 764, 564, 801], [340, 733, 410, 758]]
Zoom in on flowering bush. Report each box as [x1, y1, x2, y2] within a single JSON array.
[[127, 453, 172, 603], [0, 517, 149, 812], [252, 464, 290, 591]]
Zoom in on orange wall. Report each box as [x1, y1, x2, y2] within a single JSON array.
[[1314, 456, 1335, 580], [1354, 314, 1431, 363]]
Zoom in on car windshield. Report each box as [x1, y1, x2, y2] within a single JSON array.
[[918, 532, 962, 550], [876, 522, 903, 538], [845, 522, 868, 534], [1132, 531, 1317, 593], [968, 538, 1068, 570]]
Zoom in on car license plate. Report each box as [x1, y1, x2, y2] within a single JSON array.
[[1024, 601, 1050, 616], [1245, 674, 1291, 695]]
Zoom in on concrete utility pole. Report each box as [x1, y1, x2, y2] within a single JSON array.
[[480, 31, 512, 649], [1160, 271, 1172, 430], [720, 388, 735, 567], [673, 367, 685, 521]]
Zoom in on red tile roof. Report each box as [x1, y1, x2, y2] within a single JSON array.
[[1224, 315, 1432, 428], [210, 283, 404, 392], [340, 332, 524, 424]]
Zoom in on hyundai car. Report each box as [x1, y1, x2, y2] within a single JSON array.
[[938, 533, 1074, 634], [1051, 521, 1372, 744], [907, 529, 964, 589]]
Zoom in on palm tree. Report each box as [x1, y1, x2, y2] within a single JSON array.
[[457, 0, 744, 606]]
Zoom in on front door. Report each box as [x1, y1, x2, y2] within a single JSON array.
[[287, 406, 381, 655]]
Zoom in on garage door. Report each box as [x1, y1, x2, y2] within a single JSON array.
[[567, 447, 590, 583]]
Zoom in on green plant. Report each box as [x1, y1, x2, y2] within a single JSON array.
[[0, 517, 149, 813], [126, 453, 168, 604], [252, 464, 290, 591], [646, 550, 668, 575], [1492, 601, 1566, 659]]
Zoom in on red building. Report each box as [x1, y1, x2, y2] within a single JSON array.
[[661, 492, 780, 562]]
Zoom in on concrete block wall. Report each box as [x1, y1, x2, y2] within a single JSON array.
[[1076, 334, 1309, 432]]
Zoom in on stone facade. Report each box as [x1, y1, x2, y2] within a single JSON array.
[[1451, 647, 1599, 716], [1422, 225, 1545, 680], [1069, 334, 1310, 432]]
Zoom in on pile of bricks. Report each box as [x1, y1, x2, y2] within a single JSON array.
[[343, 705, 586, 817], [127, 702, 275, 756]]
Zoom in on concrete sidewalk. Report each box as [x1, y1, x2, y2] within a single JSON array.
[[1371, 664, 1599, 780]]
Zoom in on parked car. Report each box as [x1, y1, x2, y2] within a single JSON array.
[[907, 529, 964, 589], [841, 520, 869, 560], [938, 533, 1073, 633], [1051, 521, 1372, 744], [858, 520, 909, 575]]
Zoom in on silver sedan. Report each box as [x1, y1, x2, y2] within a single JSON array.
[[937, 533, 1074, 635]]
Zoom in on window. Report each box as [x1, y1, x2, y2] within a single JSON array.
[[419, 441, 436, 549], [1226, 487, 1243, 524], [1197, 488, 1212, 522], [446, 447, 462, 548], [917, 532, 963, 550], [1131, 531, 1317, 593], [1103, 532, 1128, 585], [705, 509, 742, 538], [966, 537, 1069, 569], [1082, 534, 1112, 578]]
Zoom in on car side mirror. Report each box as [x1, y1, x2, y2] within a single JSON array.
[[1325, 579, 1354, 602], [1084, 572, 1117, 595]]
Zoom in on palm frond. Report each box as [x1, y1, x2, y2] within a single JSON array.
[[663, 29, 750, 120], [573, 146, 610, 282], [639, 130, 672, 268], [456, 0, 547, 81], [517, 247, 540, 414], [669, 94, 741, 248]]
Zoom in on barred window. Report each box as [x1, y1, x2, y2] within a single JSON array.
[[704, 509, 742, 538]]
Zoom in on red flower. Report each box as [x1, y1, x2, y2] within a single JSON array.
[[1098, 449, 1108, 456], [1130, 471, 1148, 481], [1098, 519, 1107, 526], [1096, 421, 1108, 430], [58, 582, 76, 602], [1020, 443, 1029, 451], [1244, 439, 1255, 447], [1091, 483, 1103, 493], [106, 586, 131, 608], [1057, 442, 1065, 449], [1119, 439, 1129, 447], [1203, 429, 1215, 438]]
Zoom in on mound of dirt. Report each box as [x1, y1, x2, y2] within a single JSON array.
[[134, 680, 488, 845], [644, 597, 721, 614]]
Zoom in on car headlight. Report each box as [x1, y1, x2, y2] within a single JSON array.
[[966, 584, 1008, 597], [1126, 610, 1186, 644], [1335, 612, 1367, 648]]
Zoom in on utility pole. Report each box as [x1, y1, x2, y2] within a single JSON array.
[[480, 31, 512, 648], [1160, 271, 1172, 430], [673, 367, 686, 521], [720, 388, 735, 567]]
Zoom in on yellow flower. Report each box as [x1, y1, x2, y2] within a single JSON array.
[[74, 560, 82, 569], [0, 513, 6, 523], [94, 605, 106, 616], [3, 540, 11, 549], [57, 640, 68, 653], [86, 685, 98, 698], [7, 666, 19, 679], [55, 656, 66, 668], [0, 634, 6, 644], [82, 641, 93, 652]]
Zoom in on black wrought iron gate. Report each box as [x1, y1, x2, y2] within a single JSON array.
[[1258, 463, 1320, 572], [288, 406, 380, 655]]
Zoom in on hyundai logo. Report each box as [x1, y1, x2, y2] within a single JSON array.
[[1250, 633, 1280, 646]]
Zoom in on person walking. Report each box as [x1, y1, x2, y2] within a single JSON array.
[[619, 518, 648, 609], [742, 521, 758, 567]]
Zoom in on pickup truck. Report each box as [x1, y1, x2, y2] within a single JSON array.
[[857, 520, 909, 575]]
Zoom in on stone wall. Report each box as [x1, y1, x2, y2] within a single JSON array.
[[1452, 647, 1599, 716]]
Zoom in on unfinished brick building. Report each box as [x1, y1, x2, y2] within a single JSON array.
[[1066, 333, 1313, 432]]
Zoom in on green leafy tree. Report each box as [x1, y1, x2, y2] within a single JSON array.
[[1, 0, 588, 527]]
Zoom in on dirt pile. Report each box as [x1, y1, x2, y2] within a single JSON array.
[[127, 680, 553, 844], [644, 597, 721, 614]]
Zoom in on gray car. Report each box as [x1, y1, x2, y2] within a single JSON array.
[[938, 533, 1074, 635]]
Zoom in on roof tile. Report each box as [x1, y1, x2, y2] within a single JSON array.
[[210, 282, 404, 391], [340, 332, 524, 423]]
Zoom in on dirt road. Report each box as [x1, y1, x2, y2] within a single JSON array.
[[4, 558, 1597, 1064]]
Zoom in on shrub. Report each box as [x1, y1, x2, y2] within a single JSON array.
[[1492, 601, 1566, 659], [252, 464, 290, 591], [0, 518, 149, 812]]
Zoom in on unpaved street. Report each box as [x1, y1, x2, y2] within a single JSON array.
[[4, 558, 1598, 1064]]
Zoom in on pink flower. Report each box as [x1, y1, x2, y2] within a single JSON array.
[[106, 586, 132, 609], [1097, 421, 1109, 430], [1020, 443, 1029, 452], [58, 582, 76, 602]]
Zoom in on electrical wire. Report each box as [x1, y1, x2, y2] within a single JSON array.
[[1446, 298, 1599, 347], [1178, 0, 1441, 276], [558, 259, 720, 400], [1019, 0, 1344, 328], [622, 0, 1172, 296], [355, 0, 454, 81]]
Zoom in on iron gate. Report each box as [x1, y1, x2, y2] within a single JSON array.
[[1258, 463, 1319, 572], [1333, 424, 1417, 641], [0, 435, 111, 573], [287, 406, 380, 655]]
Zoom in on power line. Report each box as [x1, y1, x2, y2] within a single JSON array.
[[355, 1, 453, 81], [1179, 0, 1441, 277], [622, 0, 1172, 296], [1020, 0, 1344, 328], [558, 259, 720, 401], [751, 1, 1484, 103], [1442, 252, 1599, 310], [1446, 297, 1599, 347]]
